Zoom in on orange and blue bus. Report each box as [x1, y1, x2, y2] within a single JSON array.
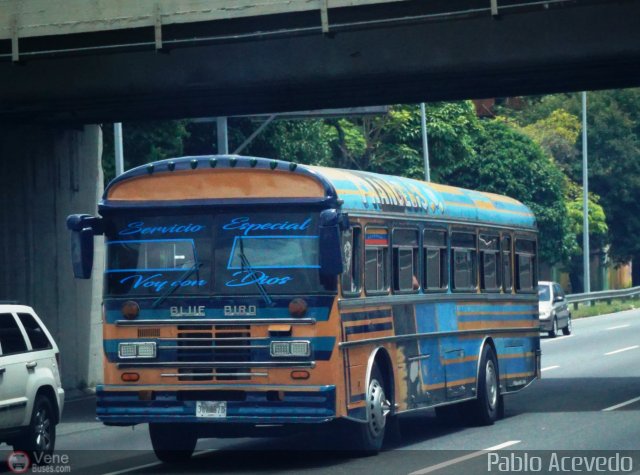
[[67, 155, 540, 460]]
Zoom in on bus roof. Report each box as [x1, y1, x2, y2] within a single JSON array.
[[102, 155, 536, 230]]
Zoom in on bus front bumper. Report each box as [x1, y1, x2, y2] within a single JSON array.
[[96, 385, 336, 425]]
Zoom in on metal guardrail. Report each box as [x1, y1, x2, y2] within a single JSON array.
[[566, 286, 640, 308]]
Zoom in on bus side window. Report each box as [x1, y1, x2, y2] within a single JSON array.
[[515, 239, 536, 292], [392, 228, 419, 293], [424, 229, 448, 291], [341, 227, 362, 296], [502, 235, 512, 293], [451, 232, 477, 291], [479, 234, 500, 292], [364, 227, 389, 294]]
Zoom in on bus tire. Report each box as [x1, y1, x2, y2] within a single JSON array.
[[468, 345, 501, 426], [149, 423, 197, 464], [346, 365, 390, 454]]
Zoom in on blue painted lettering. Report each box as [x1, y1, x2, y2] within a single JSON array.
[[120, 273, 207, 293], [119, 221, 205, 236], [225, 270, 293, 287], [222, 217, 311, 235]]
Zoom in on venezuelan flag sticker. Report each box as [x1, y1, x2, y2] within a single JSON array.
[[365, 228, 388, 246]]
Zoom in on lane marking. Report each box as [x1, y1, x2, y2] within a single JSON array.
[[102, 449, 217, 475], [541, 365, 560, 372], [606, 324, 630, 331], [603, 396, 640, 412], [605, 345, 639, 356], [408, 440, 520, 475]]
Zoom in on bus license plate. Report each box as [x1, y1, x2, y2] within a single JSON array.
[[196, 401, 227, 418]]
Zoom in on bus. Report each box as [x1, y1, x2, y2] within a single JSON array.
[[67, 155, 540, 461]]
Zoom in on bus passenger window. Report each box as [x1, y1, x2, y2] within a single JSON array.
[[393, 229, 418, 292], [502, 236, 512, 292], [451, 232, 477, 291], [479, 235, 500, 292], [365, 228, 389, 293], [515, 239, 536, 292], [341, 227, 361, 296], [424, 230, 447, 291]]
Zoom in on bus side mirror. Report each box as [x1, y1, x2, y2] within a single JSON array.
[[319, 209, 347, 276], [67, 214, 103, 279]]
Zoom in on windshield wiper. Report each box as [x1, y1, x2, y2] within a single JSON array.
[[238, 237, 274, 307], [152, 262, 202, 309]]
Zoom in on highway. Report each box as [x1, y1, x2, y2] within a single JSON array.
[[2, 309, 639, 474]]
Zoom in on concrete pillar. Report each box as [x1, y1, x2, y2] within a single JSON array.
[[0, 124, 104, 392]]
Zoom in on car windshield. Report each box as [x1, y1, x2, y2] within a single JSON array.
[[538, 284, 551, 302]]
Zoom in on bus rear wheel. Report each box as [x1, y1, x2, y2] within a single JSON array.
[[149, 423, 197, 464], [345, 365, 390, 454], [467, 345, 501, 426]]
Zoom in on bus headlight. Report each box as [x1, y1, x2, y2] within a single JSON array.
[[119, 342, 157, 359], [270, 340, 311, 357]]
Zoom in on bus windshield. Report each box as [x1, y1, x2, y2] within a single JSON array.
[[104, 212, 328, 297]]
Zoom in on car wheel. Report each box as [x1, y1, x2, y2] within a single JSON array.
[[343, 364, 390, 454], [149, 423, 197, 463], [548, 317, 558, 338], [467, 345, 501, 426], [562, 315, 572, 335], [14, 395, 56, 460]]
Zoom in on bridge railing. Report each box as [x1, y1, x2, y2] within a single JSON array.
[[566, 286, 640, 310]]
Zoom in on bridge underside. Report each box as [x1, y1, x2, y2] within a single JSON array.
[[1, 0, 639, 123]]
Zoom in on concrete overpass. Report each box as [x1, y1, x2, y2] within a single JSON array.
[[0, 0, 639, 391], [1, 0, 639, 122]]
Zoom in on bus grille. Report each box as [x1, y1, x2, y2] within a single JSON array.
[[176, 325, 253, 381]]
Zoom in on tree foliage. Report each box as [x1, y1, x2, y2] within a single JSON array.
[[502, 89, 640, 265]]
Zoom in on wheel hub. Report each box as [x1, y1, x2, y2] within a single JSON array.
[[486, 360, 498, 410], [34, 409, 51, 451], [367, 378, 390, 438]]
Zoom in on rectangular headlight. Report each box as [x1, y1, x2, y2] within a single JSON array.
[[136, 342, 157, 358], [270, 341, 310, 357], [118, 343, 137, 358], [118, 342, 156, 359], [290, 341, 310, 357]]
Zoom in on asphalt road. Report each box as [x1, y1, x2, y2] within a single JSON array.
[[2, 309, 640, 474]]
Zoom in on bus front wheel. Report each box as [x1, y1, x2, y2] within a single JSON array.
[[345, 365, 390, 454], [149, 423, 197, 464]]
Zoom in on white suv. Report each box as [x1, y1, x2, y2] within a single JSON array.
[[0, 305, 64, 458]]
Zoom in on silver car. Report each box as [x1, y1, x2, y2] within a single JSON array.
[[538, 281, 572, 337]]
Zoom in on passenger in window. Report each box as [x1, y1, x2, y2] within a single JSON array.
[[412, 275, 420, 290]]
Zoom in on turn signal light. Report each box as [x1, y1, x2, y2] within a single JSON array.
[[291, 371, 310, 380], [288, 298, 308, 317], [122, 301, 140, 320], [121, 372, 140, 382]]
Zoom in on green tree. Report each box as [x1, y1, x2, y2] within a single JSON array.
[[502, 89, 640, 270], [103, 120, 189, 183]]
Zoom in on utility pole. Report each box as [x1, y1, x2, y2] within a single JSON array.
[[582, 91, 590, 293], [114, 123, 124, 176], [420, 103, 431, 182], [217, 117, 229, 154]]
